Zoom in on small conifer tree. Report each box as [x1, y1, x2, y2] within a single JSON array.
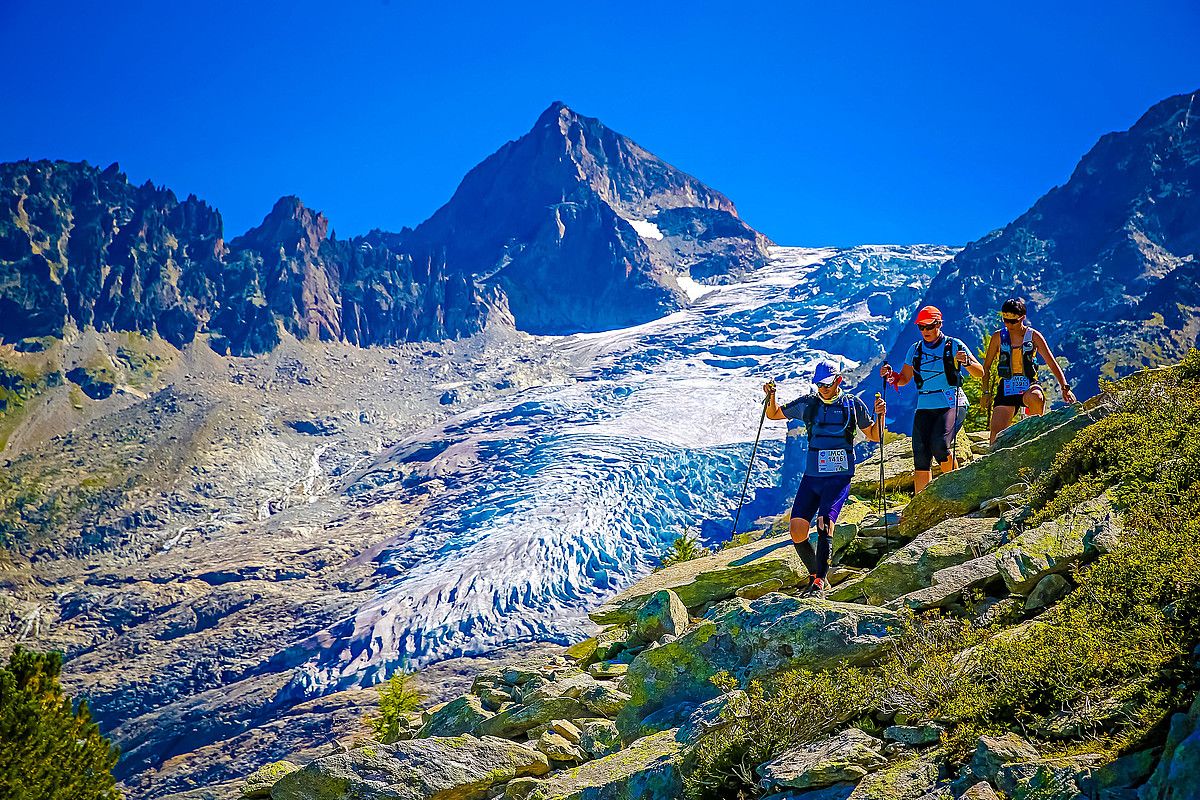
[[0, 648, 121, 800]]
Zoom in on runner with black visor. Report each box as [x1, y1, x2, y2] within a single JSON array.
[[981, 297, 1077, 444]]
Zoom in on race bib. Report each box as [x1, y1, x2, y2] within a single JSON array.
[[1003, 376, 1032, 395], [817, 449, 850, 473]]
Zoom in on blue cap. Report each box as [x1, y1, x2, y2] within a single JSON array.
[[812, 361, 840, 386]]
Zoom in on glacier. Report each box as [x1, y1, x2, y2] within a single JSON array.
[[283, 244, 955, 695]]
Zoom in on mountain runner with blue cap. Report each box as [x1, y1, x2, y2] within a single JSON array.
[[763, 361, 885, 595], [880, 305, 984, 493]]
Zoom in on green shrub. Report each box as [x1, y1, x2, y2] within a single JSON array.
[[365, 671, 423, 744], [0, 648, 121, 800], [656, 531, 710, 571], [684, 667, 879, 798]]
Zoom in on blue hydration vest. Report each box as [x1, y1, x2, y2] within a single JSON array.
[[803, 396, 857, 476]]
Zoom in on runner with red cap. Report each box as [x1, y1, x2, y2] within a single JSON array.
[[880, 305, 984, 493]]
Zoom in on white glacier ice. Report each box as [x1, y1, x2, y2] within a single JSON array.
[[283, 244, 956, 695]]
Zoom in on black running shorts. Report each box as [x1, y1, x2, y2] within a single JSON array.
[[912, 407, 965, 470]]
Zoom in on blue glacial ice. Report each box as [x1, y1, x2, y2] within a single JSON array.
[[284, 245, 954, 694]]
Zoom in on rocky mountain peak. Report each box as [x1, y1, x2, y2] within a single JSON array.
[[232, 195, 329, 257]]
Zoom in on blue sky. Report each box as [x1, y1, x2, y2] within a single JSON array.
[[3, 1, 1197, 246]]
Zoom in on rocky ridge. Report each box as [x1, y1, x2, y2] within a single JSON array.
[[0, 102, 769, 359], [239, 358, 1200, 800]]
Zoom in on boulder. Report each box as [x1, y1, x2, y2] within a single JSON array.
[[1024, 574, 1072, 610], [995, 757, 1099, 799], [883, 723, 944, 747], [834, 517, 1001, 603], [537, 731, 586, 762], [589, 534, 809, 624], [580, 684, 632, 719], [588, 662, 628, 679], [996, 495, 1121, 595], [846, 756, 943, 799], [969, 733, 1040, 782], [632, 590, 689, 645], [960, 784, 1001, 800], [579, 719, 622, 759], [478, 686, 516, 711], [736, 578, 786, 600], [242, 760, 299, 798], [513, 729, 683, 800], [477, 697, 593, 739], [900, 405, 1100, 537], [851, 436, 917, 495], [548, 719, 583, 744], [617, 595, 898, 739], [1138, 693, 1200, 800], [678, 690, 750, 741], [889, 554, 1004, 612], [270, 735, 550, 800], [521, 671, 597, 703], [758, 728, 887, 789], [416, 694, 494, 738]]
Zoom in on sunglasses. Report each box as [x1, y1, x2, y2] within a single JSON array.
[[917, 322, 940, 331], [1002, 316, 1024, 324], [816, 380, 838, 387]]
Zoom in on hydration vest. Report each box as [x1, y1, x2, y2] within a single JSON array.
[[802, 395, 857, 475], [997, 326, 1038, 380], [911, 338, 961, 391]]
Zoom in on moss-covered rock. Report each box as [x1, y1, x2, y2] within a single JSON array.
[[242, 760, 299, 798], [888, 553, 1003, 611], [968, 733, 1040, 783], [416, 694, 494, 738], [590, 534, 809, 624], [477, 697, 593, 739], [757, 728, 887, 789], [900, 404, 1100, 537], [995, 495, 1120, 595], [512, 729, 683, 800], [846, 755, 944, 799], [616, 595, 898, 740], [579, 684, 631, 719], [537, 731, 586, 763], [836, 517, 1001, 603], [269, 735, 550, 800], [631, 590, 688, 645], [578, 719, 622, 759]]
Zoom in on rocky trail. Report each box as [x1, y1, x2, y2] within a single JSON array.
[[241, 359, 1200, 800]]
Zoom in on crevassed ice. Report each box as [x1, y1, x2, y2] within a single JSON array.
[[286, 244, 955, 694]]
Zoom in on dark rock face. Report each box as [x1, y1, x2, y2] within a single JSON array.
[[1, 103, 769, 351], [884, 88, 1200, 416], [406, 100, 770, 334], [0, 160, 225, 347]]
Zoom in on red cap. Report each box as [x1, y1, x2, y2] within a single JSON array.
[[914, 305, 943, 325]]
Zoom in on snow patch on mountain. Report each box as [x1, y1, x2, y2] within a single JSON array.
[[628, 218, 665, 240]]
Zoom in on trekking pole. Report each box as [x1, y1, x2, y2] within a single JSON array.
[[731, 383, 771, 538], [878, 385, 888, 551]]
